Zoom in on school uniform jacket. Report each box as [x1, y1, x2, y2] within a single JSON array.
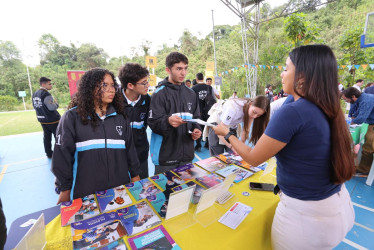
[[148, 78, 201, 166], [122, 91, 151, 162], [52, 105, 140, 199]]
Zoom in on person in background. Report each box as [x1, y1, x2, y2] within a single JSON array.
[[342, 87, 374, 175], [214, 45, 355, 249], [206, 77, 220, 99], [52, 68, 140, 203], [353, 79, 364, 92], [148, 52, 201, 174], [364, 82, 374, 94], [192, 79, 197, 86], [208, 96, 270, 156], [265, 84, 274, 102], [0, 198, 6, 249], [118, 63, 151, 179], [230, 91, 238, 99], [32, 77, 61, 158], [192, 72, 215, 152], [185, 79, 192, 88]]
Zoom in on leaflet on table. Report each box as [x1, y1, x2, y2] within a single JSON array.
[[147, 192, 169, 218], [218, 202, 253, 230], [172, 181, 206, 204], [117, 201, 161, 236], [125, 179, 162, 201], [128, 225, 181, 250], [60, 194, 100, 226], [216, 152, 265, 172], [99, 238, 127, 250], [183, 118, 216, 127], [70, 212, 126, 250], [172, 163, 207, 181], [150, 171, 185, 191], [96, 185, 132, 213], [196, 173, 224, 188], [215, 164, 253, 183], [195, 157, 228, 172]]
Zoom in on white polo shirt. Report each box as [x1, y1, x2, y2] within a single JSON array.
[[220, 99, 246, 128]]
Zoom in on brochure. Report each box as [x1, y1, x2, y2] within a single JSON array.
[[125, 179, 162, 201], [172, 180, 196, 192], [196, 173, 224, 188], [172, 163, 207, 181], [117, 201, 161, 236], [215, 164, 253, 183], [60, 194, 100, 227], [150, 171, 185, 191], [99, 238, 127, 250], [183, 118, 216, 127], [165, 185, 195, 220], [128, 225, 181, 250], [70, 212, 126, 250], [218, 202, 253, 229], [195, 157, 228, 172], [215, 152, 251, 169], [147, 192, 169, 218], [96, 186, 132, 213]]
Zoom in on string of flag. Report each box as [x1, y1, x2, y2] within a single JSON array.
[[218, 63, 374, 77]]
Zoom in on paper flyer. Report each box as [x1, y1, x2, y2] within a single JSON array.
[[215, 164, 253, 183], [218, 202, 253, 230], [125, 179, 162, 201], [96, 185, 132, 213], [183, 118, 216, 127]]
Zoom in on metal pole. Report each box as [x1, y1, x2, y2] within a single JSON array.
[[26, 64, 33, 98], [211, 9, 218, 77]]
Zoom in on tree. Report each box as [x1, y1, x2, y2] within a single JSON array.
[[0, 41, 20, 63], [75, 43, 108, 69], [284, 13, 321, 48]]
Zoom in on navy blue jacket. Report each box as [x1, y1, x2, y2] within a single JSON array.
[[52, 105, 140, 199]]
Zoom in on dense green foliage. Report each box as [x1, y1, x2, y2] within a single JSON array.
[[0, 0, 374, 110]]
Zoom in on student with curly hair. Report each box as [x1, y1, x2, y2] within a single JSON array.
[[52, 68, 140, 203]]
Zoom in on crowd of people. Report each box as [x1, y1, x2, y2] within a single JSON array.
[[26, 44, 374, 249]]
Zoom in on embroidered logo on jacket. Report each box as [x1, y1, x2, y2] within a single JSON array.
[[226, 116, 231, 121], [116, 126, 123, 136], [187, 102, 192, 111], [140, 112, 146, 120]]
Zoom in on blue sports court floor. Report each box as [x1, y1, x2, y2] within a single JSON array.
[[0, 131, 373, 249]]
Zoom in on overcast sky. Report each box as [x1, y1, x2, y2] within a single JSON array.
[[1, 0, 287, 66]]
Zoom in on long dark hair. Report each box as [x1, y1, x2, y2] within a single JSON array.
[[289, 45, 355, 183], [242, 96, 270, 144], [69, 68, 125, 128]]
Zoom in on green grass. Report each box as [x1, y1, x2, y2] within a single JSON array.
[[0, 109, 65, 136]]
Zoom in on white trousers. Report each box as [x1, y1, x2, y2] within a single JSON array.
[[271, 184, 354, 250]]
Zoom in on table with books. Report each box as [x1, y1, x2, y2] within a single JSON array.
[[8, 153, 280, 250]]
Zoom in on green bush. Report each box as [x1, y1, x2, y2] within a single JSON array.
[[0, 95, 19, 111]]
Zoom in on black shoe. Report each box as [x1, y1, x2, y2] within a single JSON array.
[[47, 151, 53, 159], [195, 146, 201, 152], [355, 169, 369, 176]]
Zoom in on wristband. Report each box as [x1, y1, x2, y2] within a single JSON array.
[[224, 131, 235, 143]]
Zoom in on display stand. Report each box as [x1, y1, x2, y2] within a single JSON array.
[[163, 210, 196, 233], [15, 213, 46, 250]]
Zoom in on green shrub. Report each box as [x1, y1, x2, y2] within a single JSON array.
[[0, 95, 19, 111]]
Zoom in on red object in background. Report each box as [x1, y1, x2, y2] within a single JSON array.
[[67, 71, 85, 97]]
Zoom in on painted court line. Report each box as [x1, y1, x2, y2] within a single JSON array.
[[194, 153, 202, 161], [0, 165, 8, 184], [354, 222, 374, 232], [353, 202, 374, 212], [342, 238, 369, 250], [0, 156, 47, 167]]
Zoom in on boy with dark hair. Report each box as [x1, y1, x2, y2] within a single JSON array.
[[192, 73, 215, 151], [148, 52, 202, 174], [32, 77, 61, 158], [118, 63, 151, 178]]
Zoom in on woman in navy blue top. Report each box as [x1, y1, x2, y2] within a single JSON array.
[[214, 45, 355, 249]]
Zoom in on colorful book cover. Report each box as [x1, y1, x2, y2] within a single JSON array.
[[125, 179, 162, 201], [60, 194, 100, 227], [117, 201, 161, 236], [150, 171, 185, 191], [171, 180, 196, 192], [196, 173, 224, 188], [71, 212, 126, 250], [128, 225, 181, 250], [195, 157, 228, 172], [215, 164, 254, 183], [96, 186, 132, 213], [216, 152, 251, 169], [172, 163, 207, 181], [147, 192, 169, 218], [99, 238, 127, 250]]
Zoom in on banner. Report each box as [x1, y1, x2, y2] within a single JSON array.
[[149, 74, 157, 87], [206, 61, 215, 71], [67, 71, 85, 97], [145, 56, 157, 68]]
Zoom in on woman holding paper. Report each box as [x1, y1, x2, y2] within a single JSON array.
[[208, 96, 270, 156], [213, 45, 355, 249]]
